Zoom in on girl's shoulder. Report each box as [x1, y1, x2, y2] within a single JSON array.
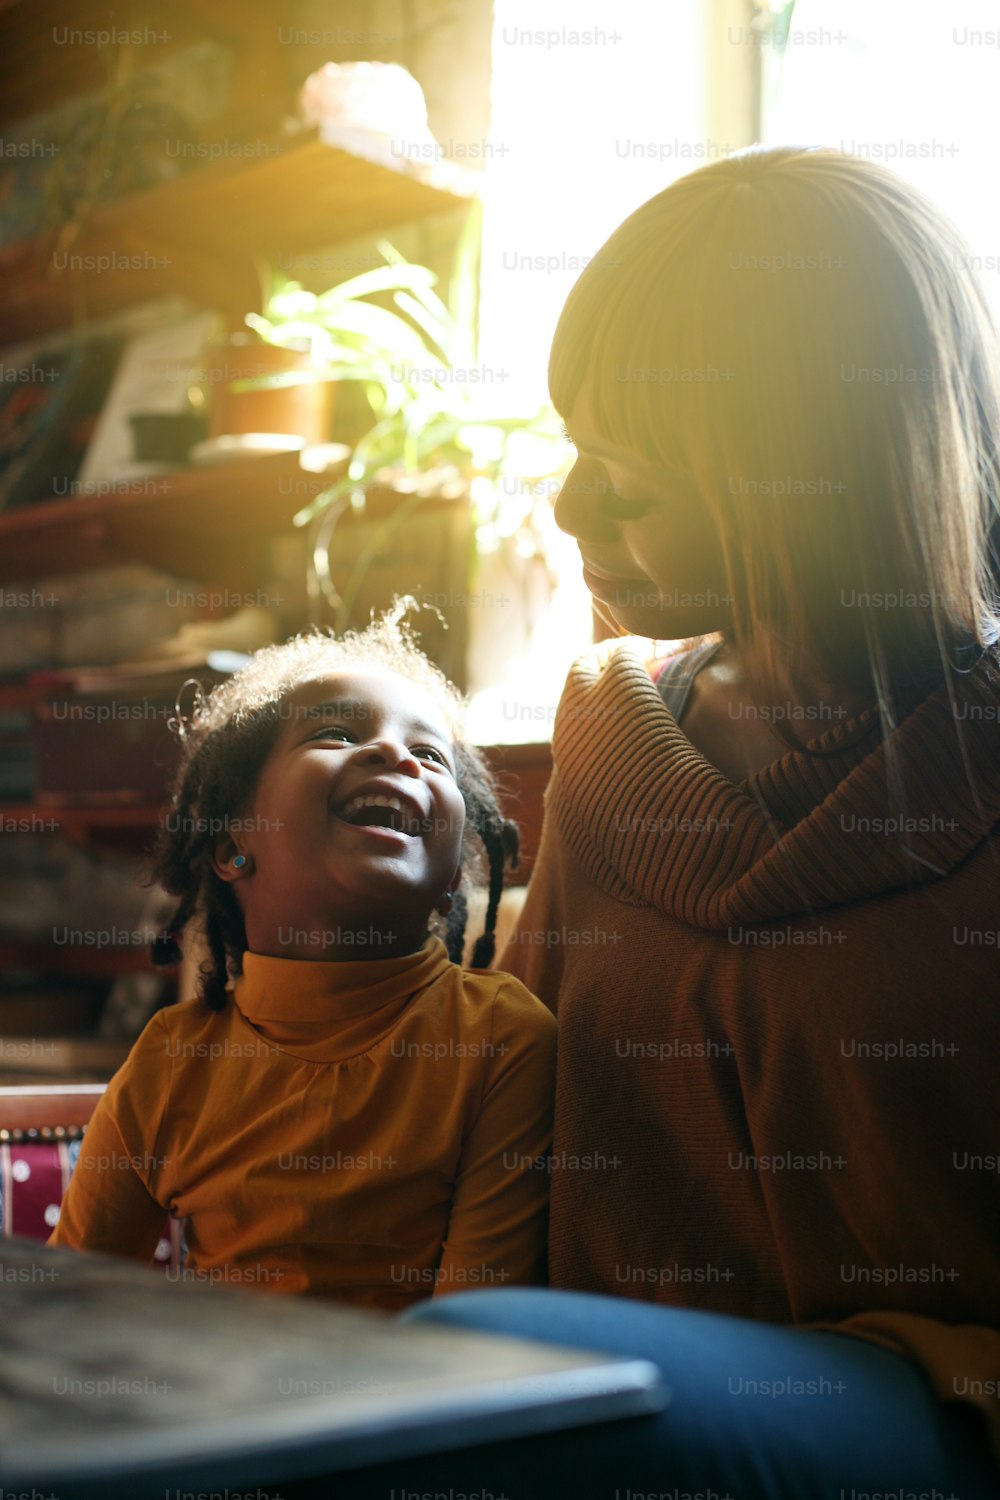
[[136, 992, 235, 1053], [100, 996, 227, 1107], [453, 963, 558, 1037], [460, 967, 558, 1080]]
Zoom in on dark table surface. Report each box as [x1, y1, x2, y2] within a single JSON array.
[[0, 1237, 667, 1498]]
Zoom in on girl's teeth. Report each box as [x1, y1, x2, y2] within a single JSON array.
[[344, 794, 403, 816]]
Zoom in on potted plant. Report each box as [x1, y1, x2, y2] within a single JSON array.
[[240, 239, 569, 632], [203, 330, 334, 447], [201, 255, 449, 446]]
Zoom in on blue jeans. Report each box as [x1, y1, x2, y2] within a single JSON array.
[[324, 1289, 997, 1499]]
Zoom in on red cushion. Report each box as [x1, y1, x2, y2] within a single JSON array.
[[0, 1141, 182, 1272]]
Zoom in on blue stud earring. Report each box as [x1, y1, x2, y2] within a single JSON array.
[[233, 854, 247, 869]]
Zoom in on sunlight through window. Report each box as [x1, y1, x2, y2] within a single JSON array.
[[468, 0, 707, 740], [761, 0, 1000, 315]]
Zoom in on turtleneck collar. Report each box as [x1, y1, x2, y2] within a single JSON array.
[[550, 640, 1000, 928], [231, 936, 453, 1063]]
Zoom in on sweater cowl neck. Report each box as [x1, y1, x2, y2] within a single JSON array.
[[550, 640, 1000, 928]]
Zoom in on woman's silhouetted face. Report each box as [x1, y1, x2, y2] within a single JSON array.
[[554, 384, 733, 639]]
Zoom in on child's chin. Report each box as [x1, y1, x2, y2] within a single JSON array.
[[332, 815, 420, 847]]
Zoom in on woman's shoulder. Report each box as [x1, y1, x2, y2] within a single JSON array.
[[648, 636, 725, 680], [562, 634, 721, 694]]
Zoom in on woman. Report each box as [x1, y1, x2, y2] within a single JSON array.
[[347, 146, 1000, 1497]]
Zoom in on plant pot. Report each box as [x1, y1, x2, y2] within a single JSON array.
[[204, 335, 334, 443], [128, 409, 207, 464]]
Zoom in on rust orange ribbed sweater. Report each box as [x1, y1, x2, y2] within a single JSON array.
[[499, 638, 1000, 1463], [48, 938, 556, 1310]]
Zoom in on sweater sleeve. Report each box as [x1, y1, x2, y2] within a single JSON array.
[[46, 1011, 172, 1264], [434, 978, 557, 1296]]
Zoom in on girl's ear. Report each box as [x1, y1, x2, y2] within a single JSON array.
[[436, 867, 462, 916], [211, 834, 251, 883]]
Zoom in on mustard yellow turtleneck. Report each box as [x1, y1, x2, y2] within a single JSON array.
[[48, 938, 557, 1310]]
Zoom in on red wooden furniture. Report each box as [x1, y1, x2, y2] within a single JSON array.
[[0, 1083, 183, 1270]]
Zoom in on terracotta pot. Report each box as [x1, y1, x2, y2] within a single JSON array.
[[205, 336, 334, 443]]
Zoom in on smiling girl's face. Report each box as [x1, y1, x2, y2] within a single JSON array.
[[213, 668, 466, 958]]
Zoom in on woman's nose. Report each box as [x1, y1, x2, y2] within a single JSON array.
[[553, 458, 622, 544]]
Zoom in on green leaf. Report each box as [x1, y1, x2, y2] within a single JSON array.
[[268, 285, 318, 319], [292, 473, 357, 528], [312, 263, 438, 306], [306, 300, 434, 360], [448, 199, 483, 368]]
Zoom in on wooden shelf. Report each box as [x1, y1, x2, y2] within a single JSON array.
[[0, 1040, 132, 1082], [481, 742, 552, 882], [0, 19, 490, 1023], [0, 804, 165, 837], [0, 1, 253, 132], [0, 126, 477, 346], [0, 943, 155, 977], [0, 447, 350, 585]]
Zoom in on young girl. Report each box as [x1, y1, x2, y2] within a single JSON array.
[[48, 608, 557, 1310]]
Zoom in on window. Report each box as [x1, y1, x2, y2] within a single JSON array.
[[467, 0, 708, 738], [761, 0, 1000, 316]]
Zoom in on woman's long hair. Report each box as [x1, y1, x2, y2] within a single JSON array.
[[549, 145, 1000, 820]]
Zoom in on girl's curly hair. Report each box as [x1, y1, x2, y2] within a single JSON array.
[[146, 605, 518, 1010]]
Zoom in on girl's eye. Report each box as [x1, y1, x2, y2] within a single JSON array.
[[413, 745, 449, 767], [310, 725, 354, 743]]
